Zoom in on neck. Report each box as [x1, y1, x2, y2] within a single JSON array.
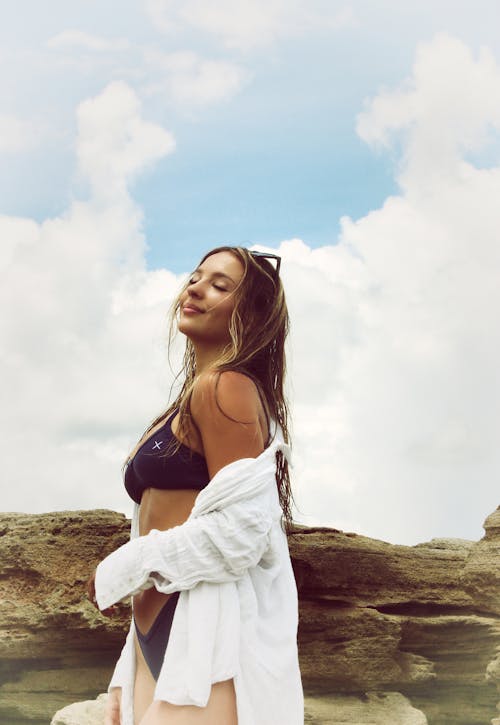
[[192, 341, 230, 374]]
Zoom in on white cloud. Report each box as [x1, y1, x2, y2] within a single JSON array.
[[280, 34, 500, 544], [1, 33, 499, 549], [142, 49, 251, 106], [144, 0, 356, 51], [47, 30, 131, 52], [76, 80, 176, 202], [0, 83, 179, 516], [356, 33, 500, 187], [44, 28, 249, 111]]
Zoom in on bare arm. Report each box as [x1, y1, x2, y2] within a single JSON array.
[[94, 372, 276, 610], [190, 369, 266, 476]]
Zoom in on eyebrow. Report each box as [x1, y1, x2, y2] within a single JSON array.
[[192, 268, 236, 284]]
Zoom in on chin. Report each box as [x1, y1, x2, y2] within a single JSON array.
[[178, 321, 195, 339], [178, 318, 201, 339]]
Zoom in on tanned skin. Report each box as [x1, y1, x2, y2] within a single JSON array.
[[89, 251, 269, 724]]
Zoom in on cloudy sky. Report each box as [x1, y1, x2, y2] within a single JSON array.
[[1, 1, 499, 546]]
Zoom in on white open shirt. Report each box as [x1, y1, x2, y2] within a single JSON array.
[[95, 428, 304, 725]]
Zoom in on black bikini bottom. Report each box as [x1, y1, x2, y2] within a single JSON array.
[[134, 591, 180, 681]]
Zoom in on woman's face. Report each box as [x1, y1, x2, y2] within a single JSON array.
[[178, 251, 245, 346]]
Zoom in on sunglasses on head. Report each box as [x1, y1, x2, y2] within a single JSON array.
[[249, 251, 281, 281]]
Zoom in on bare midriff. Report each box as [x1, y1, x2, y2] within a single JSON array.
[[132, 487, 200, 635], [131, 405, 268, 637]]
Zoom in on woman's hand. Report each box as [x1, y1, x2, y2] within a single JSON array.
[[86, 570, 118, 617], [104, 687, 122, 725]]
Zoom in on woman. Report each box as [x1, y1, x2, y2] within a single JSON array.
[[88, 246, 304, 725]]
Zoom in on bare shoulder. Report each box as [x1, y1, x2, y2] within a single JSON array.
[[190, 369, 266, 477], [191, 369, 262, 423]]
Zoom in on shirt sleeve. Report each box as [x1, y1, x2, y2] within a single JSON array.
[[94, 498, 275, 611], [107, 618, 135, 690]]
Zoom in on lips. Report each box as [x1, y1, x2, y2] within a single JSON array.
[[182, 304, 204, 313]]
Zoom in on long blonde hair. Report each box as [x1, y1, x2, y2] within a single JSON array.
[[123, 246, 297, 534]]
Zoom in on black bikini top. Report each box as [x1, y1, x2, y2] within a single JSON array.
[[124, 409, 210, 505]]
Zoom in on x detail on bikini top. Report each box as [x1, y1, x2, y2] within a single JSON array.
[[124, 409, 210, 504]]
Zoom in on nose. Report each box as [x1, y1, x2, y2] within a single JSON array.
[[187, 279, 204, 298]]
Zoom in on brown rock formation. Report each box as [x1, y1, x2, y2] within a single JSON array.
[[288, 507, 500, 724], [0, 511, 130, 724], [0, 507, 498, 724]]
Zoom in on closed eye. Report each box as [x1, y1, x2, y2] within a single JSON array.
[[186, 271, 233, 291]]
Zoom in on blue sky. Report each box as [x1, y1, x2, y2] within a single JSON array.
[[1, 1, 500, 545], [2, 1, 403, 269], [3, 1, 498, 270]]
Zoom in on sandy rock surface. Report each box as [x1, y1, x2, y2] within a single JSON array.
[[51, 694, 108, 725], [50, 691, 429, 725], [0, 506, 498, 724]]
